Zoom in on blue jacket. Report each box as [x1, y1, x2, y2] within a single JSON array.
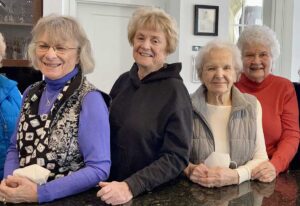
[[0, 75, 21, 179]]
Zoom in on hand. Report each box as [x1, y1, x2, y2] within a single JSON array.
[[0, 175, 38, 203], [97, 181, 133, 205], [198, 167, 239, 187], [188, 164, 239, 187], [251, 161, 276, 183], [188, 163, 209, 184], [184, 163, 194, 177]]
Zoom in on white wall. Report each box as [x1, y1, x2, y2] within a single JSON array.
[[165, 0, 180, 64], [270, 0, 293, 80], [174, 0, 229, 93], [43, 0, 230, 93], [48, 0, 300, 93], [43, 0, 64, 15], [263, 0, 300, 82], [43, 0, 300, 88], [291, 0, 300, 82]]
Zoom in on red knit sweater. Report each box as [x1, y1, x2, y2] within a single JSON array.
[[236, 73, 299, 173]]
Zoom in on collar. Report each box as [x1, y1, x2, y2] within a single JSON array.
[[191, 85, 251, 118], [238, 73, 274, 91], [44, 67, 79, 91]]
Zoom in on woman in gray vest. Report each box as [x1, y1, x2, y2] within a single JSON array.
[[0, 15, 111, 203], [184, 39, 269, 187]]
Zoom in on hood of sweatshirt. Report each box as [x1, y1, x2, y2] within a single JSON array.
[[129, 62, 183, 88]]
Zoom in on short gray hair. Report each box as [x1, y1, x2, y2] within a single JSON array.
[[128, 7, 178, 54], [196, 39, 242, 82], [28, 14, 94, 74], [0, 33, 6, 67], [237, 25, 280, 60]]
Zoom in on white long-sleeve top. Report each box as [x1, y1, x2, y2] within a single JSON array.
[[206, 100, 268, 183]]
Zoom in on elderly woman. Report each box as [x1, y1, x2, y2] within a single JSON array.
[[0, 15, 111, 203], [235, 25, 299, 181], [0, 33, 21, 180], [184, 40, 269, 188], [97, 7, 192, 205]]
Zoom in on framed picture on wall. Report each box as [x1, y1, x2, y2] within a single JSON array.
[[194, 5, 219, 36]]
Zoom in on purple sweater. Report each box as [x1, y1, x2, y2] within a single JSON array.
[[4, 68, 111, 203]]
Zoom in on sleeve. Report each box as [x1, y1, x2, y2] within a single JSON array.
[[37, 91, 111, 203], [10, 85, 22, 108], [3, 87, 31, 177], [270, 83, 300, 173], [235, 100, 269, 184], [3, 129, 20, 178], [125, 95, 193, 197], [6, 85, 22, 138]]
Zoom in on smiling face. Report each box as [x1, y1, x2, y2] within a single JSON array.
[[132, 28, 168, 73], [242, 43, 272, 83], [201, 48, 236, 99], [35, 32, 79, 80]]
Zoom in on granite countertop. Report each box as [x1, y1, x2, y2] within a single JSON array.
[[1, 171, 299, 206]]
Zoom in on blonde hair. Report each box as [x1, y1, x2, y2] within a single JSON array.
[[0, 33, 6, 67], [128, 7, 178, 54], [28, 14, 94, 74]]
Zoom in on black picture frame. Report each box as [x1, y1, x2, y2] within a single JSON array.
[[194, 5, 219, 36]]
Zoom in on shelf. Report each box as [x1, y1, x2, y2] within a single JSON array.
[[2, 59, 32, 67], [0, 0, 42, 68], [0, 22, 34, 27]]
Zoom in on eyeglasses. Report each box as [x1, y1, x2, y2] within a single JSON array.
[[243, 51, 271, 61], [35, 42, 78, 55]]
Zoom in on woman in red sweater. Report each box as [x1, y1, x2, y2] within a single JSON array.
[[235, 25, 299, 182]]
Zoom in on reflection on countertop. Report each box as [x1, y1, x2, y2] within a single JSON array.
[[1, 171, 299, 206]]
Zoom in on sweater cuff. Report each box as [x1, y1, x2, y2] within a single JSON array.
[[124, 176, 144, 197], [235, 167, 251, 184], [37, 184, 49, 203], [270, 158, 281, 175]]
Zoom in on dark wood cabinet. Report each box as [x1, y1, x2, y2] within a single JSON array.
[[0, 0, 42, 67]]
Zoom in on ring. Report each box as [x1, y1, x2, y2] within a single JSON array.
[[2, 197, 6, 204]]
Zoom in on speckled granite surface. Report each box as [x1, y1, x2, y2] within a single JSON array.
[[1, 171, 299, 206]]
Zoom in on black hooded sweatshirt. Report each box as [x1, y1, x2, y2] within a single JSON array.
[[109, 62, 193, 197]]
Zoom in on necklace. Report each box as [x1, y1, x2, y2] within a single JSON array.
[[44, 87, 51, 106]]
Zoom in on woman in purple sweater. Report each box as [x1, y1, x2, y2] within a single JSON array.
[[0, 15, 111, 203]]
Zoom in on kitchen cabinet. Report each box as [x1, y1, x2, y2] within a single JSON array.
[[0, 0, 42, 67]]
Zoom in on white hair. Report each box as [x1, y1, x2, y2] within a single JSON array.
[[0, 33, 6, 67], [196, 39, 242, 82], [237, 25, 280, 61]]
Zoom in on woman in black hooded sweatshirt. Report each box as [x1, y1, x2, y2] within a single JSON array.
[[97, 6, 193, 205]]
